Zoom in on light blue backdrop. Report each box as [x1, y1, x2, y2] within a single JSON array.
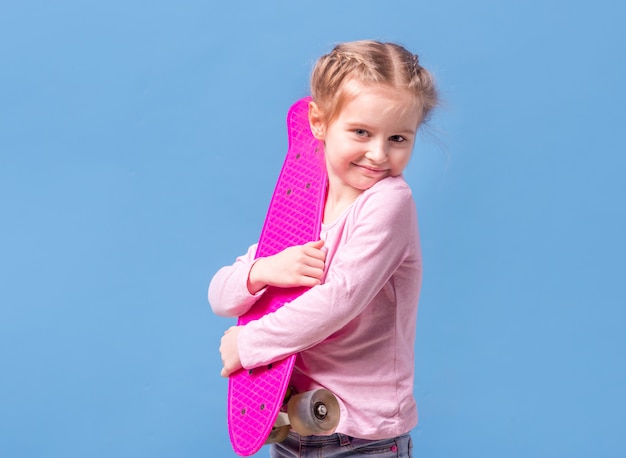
[[1, 1, 624, 457]]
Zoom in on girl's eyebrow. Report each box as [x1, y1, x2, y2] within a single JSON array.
[[394, 128, 417, 136]]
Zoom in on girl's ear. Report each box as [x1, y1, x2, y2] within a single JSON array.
[[308, 101, 326, 140]]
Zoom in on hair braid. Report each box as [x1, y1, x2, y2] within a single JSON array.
[[311, 40, 438, 125]]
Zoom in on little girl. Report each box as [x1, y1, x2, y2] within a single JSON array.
[[209, 40, 438, 457]]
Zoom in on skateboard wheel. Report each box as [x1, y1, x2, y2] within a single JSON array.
[[287, 389, 340, 436]]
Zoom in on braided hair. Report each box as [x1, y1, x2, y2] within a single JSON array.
[[310, 40, 438, 126]]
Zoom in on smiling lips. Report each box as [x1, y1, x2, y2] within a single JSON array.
[[353, 163, 389, 175]]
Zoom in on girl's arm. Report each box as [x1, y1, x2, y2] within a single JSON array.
[[209, 241, 327, 317], [209, 240, 326, 377], [237, 180, 419, 369], [208, 244, 264, 318], [211, 239, 327, 375]]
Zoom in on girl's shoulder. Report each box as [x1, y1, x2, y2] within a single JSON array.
[[351, 176, 415, 220], [324, 177, 415, 231], [361, 175, 413, 204]]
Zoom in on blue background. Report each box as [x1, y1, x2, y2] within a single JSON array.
[[1, 1, 625, 457]]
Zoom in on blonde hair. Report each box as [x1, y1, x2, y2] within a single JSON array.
[[310, 40, 438, 126]]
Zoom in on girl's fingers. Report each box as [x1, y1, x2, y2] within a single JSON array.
[[304, 248, 326, 263], [305, 265, 325, 280], [304, 240, 326, 257], [306, 239, 325, 248], [304, 258, 325, 271]]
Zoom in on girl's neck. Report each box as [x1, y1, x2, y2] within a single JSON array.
[[323, 180, 363, 225]]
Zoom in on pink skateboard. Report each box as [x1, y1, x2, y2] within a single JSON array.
[[227, 98, 339, 456]]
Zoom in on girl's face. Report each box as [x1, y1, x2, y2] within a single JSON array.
[[310, 82, 422, 199]]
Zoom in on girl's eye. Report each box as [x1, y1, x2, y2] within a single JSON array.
[[390, 135, 406, 143], [354, 129, 368, 137]]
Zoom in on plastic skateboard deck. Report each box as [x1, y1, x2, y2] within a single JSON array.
[[227, 97, 327, 456]]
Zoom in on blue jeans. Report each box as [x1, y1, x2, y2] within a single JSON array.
[[270, 432, 413, 457]]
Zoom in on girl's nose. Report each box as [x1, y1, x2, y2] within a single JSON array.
[[365, 141, 388, 163]]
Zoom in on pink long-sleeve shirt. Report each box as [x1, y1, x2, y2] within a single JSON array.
[[209, 176, 422, 440]]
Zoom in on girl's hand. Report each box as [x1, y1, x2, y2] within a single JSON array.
[[220, 326, 243, 377], [247, 240, 326, 294]]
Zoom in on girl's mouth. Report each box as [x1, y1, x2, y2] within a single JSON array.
[[354, 163, 388, 175]]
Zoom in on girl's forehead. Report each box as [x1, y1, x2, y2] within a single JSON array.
[[341, 80, 419, 111], [337, 84, 421, 125]]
